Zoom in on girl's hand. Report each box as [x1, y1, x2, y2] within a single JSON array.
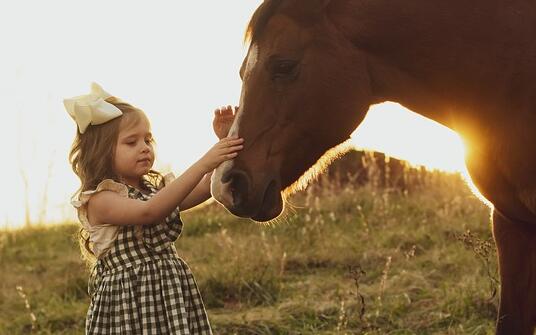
[[197, 136, 244, 172], [213, 105, 238, 140]]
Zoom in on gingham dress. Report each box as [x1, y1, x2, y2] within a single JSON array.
[[84, 179, 212, 334]]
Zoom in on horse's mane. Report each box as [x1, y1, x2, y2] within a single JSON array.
[[244, 0, 284, 45]]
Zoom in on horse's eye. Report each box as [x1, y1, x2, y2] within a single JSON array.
[[271, 60, 298, 79]]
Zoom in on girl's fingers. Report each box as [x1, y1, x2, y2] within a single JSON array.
[[214, 105, 238, 118], [221, 107, 231, 116], [216, 138, 242, 149], [228, 141, 244, 147], [217, 144, 243, 154], [222, 137, 243, 143], [225, 153, 238, 159], [214, 140, 242, 153], [224, 145, 244, 153]]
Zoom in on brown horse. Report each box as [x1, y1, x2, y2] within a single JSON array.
[[210, 0, 536, 333]]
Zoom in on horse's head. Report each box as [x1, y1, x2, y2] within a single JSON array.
[[212, 0, 373, 221]]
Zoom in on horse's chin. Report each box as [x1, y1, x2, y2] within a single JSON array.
[[251, 180, 283, 222], [251, 200, 283, 222]]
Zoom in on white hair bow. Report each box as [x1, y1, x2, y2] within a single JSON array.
[[64, 82, 123, 134]]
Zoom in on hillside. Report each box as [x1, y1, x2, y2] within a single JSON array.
[[0, 150, 497, 334]]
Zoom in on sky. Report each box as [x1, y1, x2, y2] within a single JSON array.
[[1, 1, 466, 228]]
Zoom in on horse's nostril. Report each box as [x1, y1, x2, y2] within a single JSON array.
[[221, 170, 232, 184], [225, 170, 250, 207]]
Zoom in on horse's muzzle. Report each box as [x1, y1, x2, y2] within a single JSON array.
[[213, 167, 283, 221], [221, 169, 251, 214], [251, 179, 283, 222]]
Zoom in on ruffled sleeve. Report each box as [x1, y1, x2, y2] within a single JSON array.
[[71, 179, 129, 258], [157, 172, 177, 190]]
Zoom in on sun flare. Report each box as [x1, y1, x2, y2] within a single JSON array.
[[351, 102, 467, 173], [280, 101, 492, 214]]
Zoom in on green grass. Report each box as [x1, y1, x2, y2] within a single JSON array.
[[0, 171, 498, 334]]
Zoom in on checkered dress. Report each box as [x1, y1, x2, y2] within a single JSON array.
[[85, 179, 212, 334]]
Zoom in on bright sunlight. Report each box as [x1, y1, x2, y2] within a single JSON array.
[[2, 1, 468, 228]]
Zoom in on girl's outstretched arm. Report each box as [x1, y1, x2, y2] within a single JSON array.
[[177, 171, 213, 211], [161, 105, 238, 211], [87, 137, 243, 226]]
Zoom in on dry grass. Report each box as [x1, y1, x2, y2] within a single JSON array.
[[0, 153, 497, 334]]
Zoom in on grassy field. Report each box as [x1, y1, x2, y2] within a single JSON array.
[[0, 165, 498, 334]]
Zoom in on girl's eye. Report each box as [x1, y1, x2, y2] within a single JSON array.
[[145, 137, 154, 144], [127, 141, 136, 146]]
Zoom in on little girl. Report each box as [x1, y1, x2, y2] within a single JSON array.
[[66, 83, 242, 334]]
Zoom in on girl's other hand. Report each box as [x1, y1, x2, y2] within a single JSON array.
[[197, 136, 244, 172], [213, 105, 238, 140]]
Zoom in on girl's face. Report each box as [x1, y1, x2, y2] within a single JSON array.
[[113, 114, 155, 188]]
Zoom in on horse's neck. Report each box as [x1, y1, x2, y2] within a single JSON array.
[[328, 0, 536, 139]]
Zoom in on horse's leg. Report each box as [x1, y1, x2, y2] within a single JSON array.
[[492, 209, 536, 335]]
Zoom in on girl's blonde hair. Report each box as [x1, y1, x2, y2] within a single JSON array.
[[69, 96, 163, 264]]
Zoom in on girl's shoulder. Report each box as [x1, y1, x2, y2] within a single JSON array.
[[71, 179, 129, 258], [72, 179, 129, 210]]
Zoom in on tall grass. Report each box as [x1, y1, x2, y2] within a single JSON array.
[[0, 151, 497, 334]]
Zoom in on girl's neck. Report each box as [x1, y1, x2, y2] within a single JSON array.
[[120, 176, 145, 193]]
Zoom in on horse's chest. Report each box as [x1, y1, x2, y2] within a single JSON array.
[[465, 144, 536, 222]]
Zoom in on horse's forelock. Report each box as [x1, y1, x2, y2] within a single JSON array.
[[245, 0, 285, 45], [245, 0, 333, 46]]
